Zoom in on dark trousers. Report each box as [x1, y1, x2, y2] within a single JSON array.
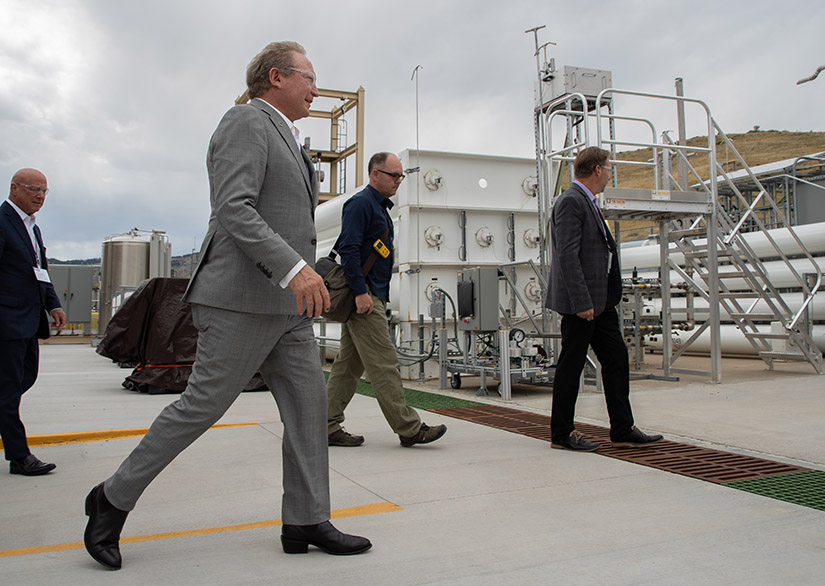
[[551, 306, 634, 443], [0, 337, 39, 461]]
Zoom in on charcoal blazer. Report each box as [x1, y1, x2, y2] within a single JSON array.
[[184, 98, 319, 313], [545, 182, 621, 316], [0, 201, 61, 341]]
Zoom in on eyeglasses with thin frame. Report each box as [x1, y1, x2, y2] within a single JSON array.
[[13, 182, 49, 196], [599, 164, 613, 174], [281, 66, 317, 87], [375, 169, 405, 182]]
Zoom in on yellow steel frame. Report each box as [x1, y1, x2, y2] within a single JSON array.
[[235, 86, 365, 202]]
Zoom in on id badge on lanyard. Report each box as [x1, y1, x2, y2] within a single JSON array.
[[34, 267, 51, 283]]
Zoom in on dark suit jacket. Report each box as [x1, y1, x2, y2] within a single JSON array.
[[545, 182, 621, 316], [183, 98, 319, 314], [338, 184, 394, 301], [0, 201, 62, 340]]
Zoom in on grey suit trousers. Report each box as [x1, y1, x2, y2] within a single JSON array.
[[104, 303, 330, 526]]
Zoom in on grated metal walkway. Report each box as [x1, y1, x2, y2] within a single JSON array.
[[428, 404, 825, 512]]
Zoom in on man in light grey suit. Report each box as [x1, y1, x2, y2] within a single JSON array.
[[84, 41, 371, 571]]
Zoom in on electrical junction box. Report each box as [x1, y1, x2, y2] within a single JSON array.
[[534, 66, 613, 111], [456, 266, 500, 331], [49, 265, 95, 327]]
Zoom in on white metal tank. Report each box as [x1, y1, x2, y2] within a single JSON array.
[[314, 149, 541, 378]]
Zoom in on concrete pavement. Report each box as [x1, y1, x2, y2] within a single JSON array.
[[2, 343, 824, 585]]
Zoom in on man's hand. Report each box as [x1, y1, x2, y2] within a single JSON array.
[[288, 265, 331, 318], [355, 292, 373, 315], [50, 308, 67, 331], [576, 308, 594, 321]]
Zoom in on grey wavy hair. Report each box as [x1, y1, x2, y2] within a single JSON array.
[[246, 41, 305, 99]]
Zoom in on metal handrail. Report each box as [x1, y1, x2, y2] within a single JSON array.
[[661, 120, 822, 338], [712, 122, 822, 331], [660, 132, 713, 193]]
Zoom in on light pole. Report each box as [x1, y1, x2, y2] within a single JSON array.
[[797, 65, 825, 85]]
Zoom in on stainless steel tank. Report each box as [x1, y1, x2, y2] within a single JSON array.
[[99, 231, 150, 333]]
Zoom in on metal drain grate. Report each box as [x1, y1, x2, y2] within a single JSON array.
[[725, 470, 825, 512], [431, 404, 810, 484], [346, 378, 821, 510]]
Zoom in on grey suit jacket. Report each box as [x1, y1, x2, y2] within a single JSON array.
[[545, 182, 621, 316], [184, 98, 319, 314]]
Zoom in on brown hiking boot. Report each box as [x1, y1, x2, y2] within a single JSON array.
[[399, 423, 447, 447], [328, 428, 364, 447]]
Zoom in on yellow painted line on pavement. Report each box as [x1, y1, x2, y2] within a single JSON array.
[[0, 502, 402, 558], [0, 423, 258, 449]]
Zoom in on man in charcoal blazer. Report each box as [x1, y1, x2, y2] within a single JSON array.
[[84, 41, 370, 571], [0, 169, 66, 476], [546, 146, 662, 452]]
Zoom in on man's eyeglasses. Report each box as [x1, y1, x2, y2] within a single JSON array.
[[375, 169, 405, 182], [281, 67, 317, 87], [13, 182, 49, 195], [599, 164, 613, 174]]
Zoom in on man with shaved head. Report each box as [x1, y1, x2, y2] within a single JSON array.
[[326, 152, 447, 448], [0, 168, 66, 476]]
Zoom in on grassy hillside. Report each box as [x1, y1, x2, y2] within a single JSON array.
[[591, 130, 824, 241]]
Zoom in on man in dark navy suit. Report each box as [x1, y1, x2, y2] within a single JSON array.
[[546, 147, 662, 452], [0, 168, 66, 475]]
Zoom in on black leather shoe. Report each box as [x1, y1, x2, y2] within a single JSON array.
[[281, 520, 371, 555], [611, 426, 664, 448], [551, 430, 600, 452], [9, 454, 56, 476], [84, 483, 129, 570]]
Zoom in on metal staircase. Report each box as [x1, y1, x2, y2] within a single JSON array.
[[533, 75, 823, 380], [659, 124, 822, 374]]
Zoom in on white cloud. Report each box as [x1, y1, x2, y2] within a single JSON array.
[[1, 0, 823, 259]]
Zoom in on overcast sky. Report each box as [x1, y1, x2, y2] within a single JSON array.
[[2, 0, 823, 260]]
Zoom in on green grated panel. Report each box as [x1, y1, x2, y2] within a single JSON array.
[[323, 371, 481, 409], [725, 470, 825, 512]]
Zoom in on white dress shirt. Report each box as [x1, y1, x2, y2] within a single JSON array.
[[252, 98, 307, 287], [6, 198, 41, 266]]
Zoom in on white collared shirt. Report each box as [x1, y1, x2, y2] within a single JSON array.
[[573, 180, 607, 238], [250, 98, 306, 287], [253, 98, 302, 150], [573, 179, 596, 203], [6, 198, 41, 266]]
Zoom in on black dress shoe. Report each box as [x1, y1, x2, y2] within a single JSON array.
[[551, 430, 600, 452], [84, 483, 129, 570], [281, 520, 371, 555], [9, 454, 56, 476], [611, 426, 664, 448]]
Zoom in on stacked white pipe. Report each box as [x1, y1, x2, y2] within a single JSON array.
[[621, 223, 825, 355]]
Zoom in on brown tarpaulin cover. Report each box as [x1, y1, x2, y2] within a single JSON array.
[[96, 277, 266, 394]]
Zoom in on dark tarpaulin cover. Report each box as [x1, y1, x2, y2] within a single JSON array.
[[96, 277, 266, 394]]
